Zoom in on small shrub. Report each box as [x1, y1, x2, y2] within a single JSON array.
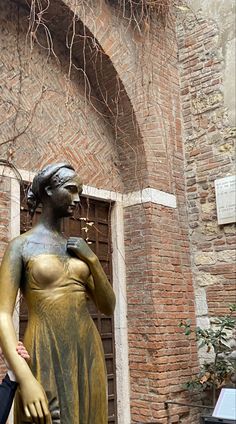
[[179, 304, 236, 405]]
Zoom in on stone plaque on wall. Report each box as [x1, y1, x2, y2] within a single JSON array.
[[215, 176, 236, 225]]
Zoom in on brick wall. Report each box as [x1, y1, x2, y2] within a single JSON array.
[[177, 6, 236, 327], [65, 1, 187, 195], [124, 202, 200, 423], [0, 1, 123, 192], [0, 1, 200, 423]]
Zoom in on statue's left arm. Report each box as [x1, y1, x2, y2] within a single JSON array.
[[67, 237, 116, 316], [0, 238, 51, 422]]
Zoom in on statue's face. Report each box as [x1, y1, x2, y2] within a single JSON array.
[[47, 169, 83, 217]]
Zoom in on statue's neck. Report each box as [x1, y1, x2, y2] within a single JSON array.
[[38, 208, 62, 233]]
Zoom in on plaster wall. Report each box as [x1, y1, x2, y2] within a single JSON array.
[[190, 0, 236, 127]]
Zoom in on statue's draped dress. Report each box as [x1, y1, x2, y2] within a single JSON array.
[[14, 246, 107, 424]]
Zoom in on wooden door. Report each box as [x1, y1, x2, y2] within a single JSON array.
[[20, 184, 117, 423]]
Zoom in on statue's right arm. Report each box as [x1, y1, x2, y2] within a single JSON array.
[[0, 238, 51, 423]]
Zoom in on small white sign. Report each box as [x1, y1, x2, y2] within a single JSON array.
[[212, 388, 236, 420], [215, 176, 236, 225]]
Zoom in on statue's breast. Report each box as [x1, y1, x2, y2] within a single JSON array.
[[26, 254, 90, 289], [66, 257, 90, 282]]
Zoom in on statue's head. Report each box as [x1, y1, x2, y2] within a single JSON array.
[[27, 163, 83, 217]]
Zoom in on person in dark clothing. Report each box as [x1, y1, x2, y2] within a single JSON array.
[[0, 374, 18, 424], [0, 342, 30, 424]]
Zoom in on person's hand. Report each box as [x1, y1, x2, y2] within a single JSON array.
[[67, 237, 97, 264], [16, 341, 30, 361], [0, 341, 30, 366], [20, 377, 51, 424], [0, 341, 30, 381]]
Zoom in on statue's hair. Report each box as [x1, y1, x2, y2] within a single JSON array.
[[27, 163, 75, 217]]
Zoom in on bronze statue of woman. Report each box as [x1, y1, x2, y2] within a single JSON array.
[[0, 163, 116, 423]]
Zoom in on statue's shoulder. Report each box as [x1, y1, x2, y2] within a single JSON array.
[[8, 230, 34, 253]]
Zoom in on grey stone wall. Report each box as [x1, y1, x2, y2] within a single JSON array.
[[178, 0, 236, 363]]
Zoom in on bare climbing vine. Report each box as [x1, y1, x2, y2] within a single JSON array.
[[0, 0, 192, 311], [0, 0, 191, 250], [0, 0, 190, 169], [108, 0, 187, 30]]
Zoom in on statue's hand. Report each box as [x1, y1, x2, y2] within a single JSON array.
[[20, 377, 51, 423], [67, 237, 97, 264]]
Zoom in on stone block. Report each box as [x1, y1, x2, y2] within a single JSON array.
[[195, 272, 222, 287], [192, 92, 223, 114], [194, 252, 216, 266]]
